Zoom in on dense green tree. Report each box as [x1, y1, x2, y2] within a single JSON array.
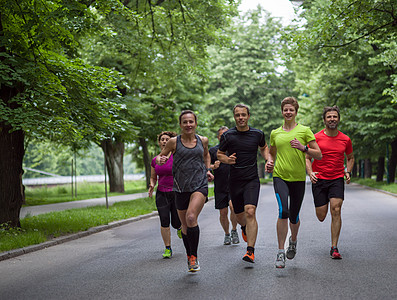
[[286, 0, 397, 181], [206, 7, 296, 140], [83, 0, 239, 189], [0, 1, 127, 226]]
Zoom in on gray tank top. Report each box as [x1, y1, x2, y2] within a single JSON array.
[[172, 134, 207, 193]]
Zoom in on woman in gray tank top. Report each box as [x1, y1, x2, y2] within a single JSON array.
[[156, 110, 214, 272]]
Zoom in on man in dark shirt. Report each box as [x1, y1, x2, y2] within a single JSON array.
[[217, 104, 268, 263], [209, 126, 239, 245]]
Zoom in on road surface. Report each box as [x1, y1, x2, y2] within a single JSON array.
[[0, 183, 396, 299]]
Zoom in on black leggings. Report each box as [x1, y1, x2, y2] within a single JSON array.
[[273, 177, 305, 224], [156, 190, 181, 229]]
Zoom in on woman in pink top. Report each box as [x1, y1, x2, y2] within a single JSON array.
[[149, 131, 182, 258]]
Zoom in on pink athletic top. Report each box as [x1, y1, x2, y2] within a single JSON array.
[[151, 154, 174, 192]]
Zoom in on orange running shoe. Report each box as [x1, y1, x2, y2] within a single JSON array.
[[241, 226, 247, 242], [189, 255, 200, 272], [242, 251, 255, 263]]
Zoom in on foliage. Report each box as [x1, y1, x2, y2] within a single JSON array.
[[206, 6, 297, 142], [285, 0, 397, 159], [0, 0, 126, 145]]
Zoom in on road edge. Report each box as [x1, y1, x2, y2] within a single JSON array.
[[0, 211, 159, 262]]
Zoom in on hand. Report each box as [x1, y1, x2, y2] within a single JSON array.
[[345, 171, 351, 184], [207, 171, 214, 182], [290, 138, 304, 152], [148, 185, 154, 197], [309, 172, 318, 184], [228, 153, 237, 165], [213, 160, 221, 169], [265, 160, 274, 173], [157, 155, 169, 165]]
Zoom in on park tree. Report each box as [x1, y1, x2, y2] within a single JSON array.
[[0, 1, 128, 227], [286, 0, 397, 181], [206, 6, 296, 140], [83, 0, 239, 190]]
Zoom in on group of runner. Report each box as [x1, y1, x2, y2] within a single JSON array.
[[150, 97, 354, 272]]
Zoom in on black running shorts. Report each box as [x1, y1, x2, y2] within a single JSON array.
[[229, 178, 260, 214], [214, 192, 230, 210], [175, 186, 208, 210], [312, 177, 344, 207]]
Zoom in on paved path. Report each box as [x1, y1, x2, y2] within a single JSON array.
[[1, 183, 396, 299], [20, 192, 149, 218]]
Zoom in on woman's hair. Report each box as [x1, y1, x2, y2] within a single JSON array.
[[281, 97, 299, 112], [322, 105, 340, 120], [179, 110, 197, 124], [157, 131, 177, 142]]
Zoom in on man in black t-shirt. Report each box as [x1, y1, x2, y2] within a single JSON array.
[[217, 104, 268, 264], [209, 126, 239, 246]]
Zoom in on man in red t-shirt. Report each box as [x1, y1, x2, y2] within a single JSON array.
[[306, 106, 354, 259]]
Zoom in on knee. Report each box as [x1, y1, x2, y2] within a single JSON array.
[[330, 205, 341, 217], [186, 212, 197, 225], [245, 207, 256, 219]]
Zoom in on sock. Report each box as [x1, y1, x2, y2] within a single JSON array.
[[187, 225, 200, 257], [278, 249, 285, 253], [181, 232, 191, 256], [247, 246, 255, 254], [166, 246, 171, 250]]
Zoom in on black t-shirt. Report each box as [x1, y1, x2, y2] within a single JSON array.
[[218, 126, 266, 181], [209, 144, 229, 193]]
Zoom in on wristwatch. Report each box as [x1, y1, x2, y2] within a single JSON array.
[[346, 171, 351, 176], [304, 145, 309, 152]]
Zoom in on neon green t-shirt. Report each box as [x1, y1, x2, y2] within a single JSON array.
[[270, 124, 315, 181]]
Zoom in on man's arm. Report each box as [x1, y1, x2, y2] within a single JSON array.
[[217, 150, 237, 165], [265, 145, 276, 173], [307, 140, 322, 160], [344, 152, 355, 184], [259, 144, 268, 160]]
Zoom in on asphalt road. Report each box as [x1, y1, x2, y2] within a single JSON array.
[[1, 183, 396, 300]]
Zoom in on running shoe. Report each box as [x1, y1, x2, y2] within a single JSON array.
[[275, 251, 286, 268], [224, 234, 231, 245], [242, 251, 255, 263], [177, 228, 182, 239], [231, 229, 240, 244], [162, 248, 172, 259], [189, 255, 200, 272], [286, 237, 297, 260], [330, 247, 342, 259], [241, 226, 247, 242], [187, 255, 191, 270]]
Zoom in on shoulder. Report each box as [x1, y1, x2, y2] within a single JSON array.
[[249, 127, 264, 135], [271, 126, 283, 135], [314, 129, 324, 138], [198, 135, 208, 144], [224, 127, 237, 136], [338, 131, 351, 140]]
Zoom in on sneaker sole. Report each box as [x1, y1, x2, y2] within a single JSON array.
[[242, 256, 255, 263], [286, 251, 296, 260], [275, 264, 285, 269], [188, 267, 200, 272], [331, 255, 342, 259], [163, 256, 172, 259]]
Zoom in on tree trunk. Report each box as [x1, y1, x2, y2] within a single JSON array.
[[139, 137, 151, 189], [389, 139, 397, 183], [364, 159, 372, 178], [100, 139, 125, 193], [376, 156, 385, 182], [352, 160, 357, 178], [0, 87, 25, 227]]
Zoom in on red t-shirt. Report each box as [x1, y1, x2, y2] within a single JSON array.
[[312, 129, 353, 180]]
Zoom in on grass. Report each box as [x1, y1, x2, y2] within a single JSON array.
[[351, 178, 397, 194], [1, 197, 156, 252], [24, 180, 147, 206]]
